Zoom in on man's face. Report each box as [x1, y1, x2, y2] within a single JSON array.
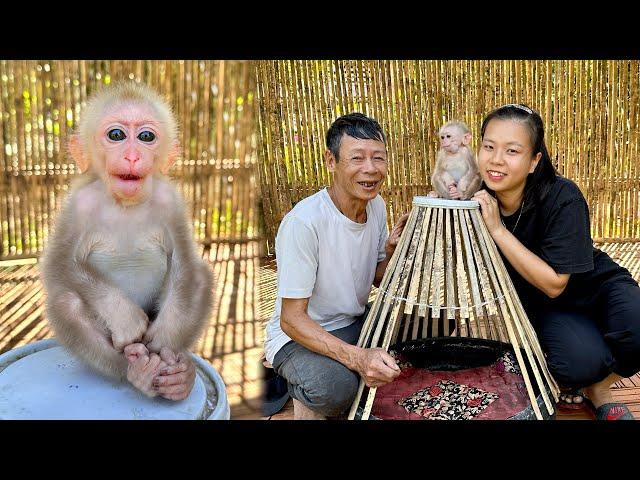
[[327, 134, 388, 202]]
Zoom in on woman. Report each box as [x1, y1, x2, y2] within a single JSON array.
[[471, 103, 639, 420]]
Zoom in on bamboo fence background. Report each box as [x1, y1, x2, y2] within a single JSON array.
[[0, 60, 259, 260], [256, 60, 640, 253]]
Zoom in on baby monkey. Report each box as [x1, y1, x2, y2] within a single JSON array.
[[431, 121, 481, 200], [41, 82, 214, 401]]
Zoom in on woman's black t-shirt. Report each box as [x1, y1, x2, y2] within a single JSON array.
[[498, 176, 634, 321]]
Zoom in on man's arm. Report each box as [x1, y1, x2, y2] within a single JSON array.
[[280, 297, 400, 388]]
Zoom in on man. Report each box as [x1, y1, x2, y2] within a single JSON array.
[[264, 113, 409, 419]]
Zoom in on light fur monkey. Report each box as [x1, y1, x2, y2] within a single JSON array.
[[40, 82, 214, 400], [431, 121, 481, 200]]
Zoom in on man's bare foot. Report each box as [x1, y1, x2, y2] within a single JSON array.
[[293, 399, 326, 420]]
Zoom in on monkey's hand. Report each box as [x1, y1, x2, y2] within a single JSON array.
[[124, 342, 149, 362], [448, 183, 462, 200], [142, 320, 178, 354], [125, 343, 169, 398], [152, 348, 196, 401], [110, 302, 149, 352]]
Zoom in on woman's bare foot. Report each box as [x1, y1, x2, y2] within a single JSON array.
[[583, 373, 621, 408], [558, 390, 586, 408], [583, 374, 634, 420]]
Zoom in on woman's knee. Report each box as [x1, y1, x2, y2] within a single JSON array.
[[601, 279, 640, 356], [605, 324, 640, 377], [596, 279, 640, 376], [538, 309, 614, 387], [545, 347, 612, 388], [605, 322, 640, 357]]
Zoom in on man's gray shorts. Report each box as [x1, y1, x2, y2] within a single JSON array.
[[272, 315, 365, 417]]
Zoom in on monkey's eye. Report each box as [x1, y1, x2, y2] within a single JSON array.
[[137, 131, 156, 143], [107, 128, 126, 141]]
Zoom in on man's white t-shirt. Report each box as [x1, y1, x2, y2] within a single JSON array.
[[264, 188, 389, 365]]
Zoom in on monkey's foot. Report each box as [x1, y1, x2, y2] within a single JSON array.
[[126, 352, 168, 398]]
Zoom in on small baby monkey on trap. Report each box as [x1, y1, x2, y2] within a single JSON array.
[[431, 121, 481, 200]]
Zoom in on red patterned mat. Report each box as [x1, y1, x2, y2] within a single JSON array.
[[372, 352, 530, 420]]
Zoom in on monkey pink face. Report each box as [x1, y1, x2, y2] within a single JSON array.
[[328, 135, 388, 203], [97, 102, 164, 203], [439, 126, 465, 154], [477, 119, 541, 195]]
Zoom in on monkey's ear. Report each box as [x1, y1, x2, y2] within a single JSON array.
[[68, 135, 90, 173], [462, 132, 472, 146], [161, 141, 180, 175], [325, 149, 337, 172]]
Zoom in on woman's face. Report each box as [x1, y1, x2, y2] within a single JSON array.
[[477, 118, 542, 195]]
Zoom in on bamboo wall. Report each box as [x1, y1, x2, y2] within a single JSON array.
[[256, 60, 640, 252], [0, 60, 259, 260]]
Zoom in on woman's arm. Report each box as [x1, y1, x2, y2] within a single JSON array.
[[473, 190, 569, 298]]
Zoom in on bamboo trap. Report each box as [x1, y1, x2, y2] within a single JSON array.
[[348, 197, 561, 420]]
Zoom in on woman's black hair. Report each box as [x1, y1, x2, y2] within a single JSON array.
[[480, 104, 557, 211]]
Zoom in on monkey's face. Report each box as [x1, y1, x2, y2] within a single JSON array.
[[96, 102, 165, 204], [439, 127, 464, 154], [327, 134, 388, 202], [477, 119, 541, 194]]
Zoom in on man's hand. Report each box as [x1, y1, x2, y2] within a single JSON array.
[[385, 212, 410, 257], [352, 347, 401, 388]]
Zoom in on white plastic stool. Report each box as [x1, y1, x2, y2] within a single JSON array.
[[0, 339, 230, 420]]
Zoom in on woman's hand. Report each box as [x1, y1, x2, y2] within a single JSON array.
[[472, 189, 506, 237]]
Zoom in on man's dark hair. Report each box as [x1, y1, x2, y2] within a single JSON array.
[[326, 113, 386, 160]]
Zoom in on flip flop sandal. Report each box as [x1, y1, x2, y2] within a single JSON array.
[[594, 402, 635, 421]]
